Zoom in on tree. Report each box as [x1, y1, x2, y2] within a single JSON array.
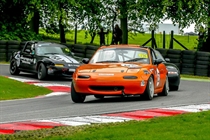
[[163, 0, 210, 51]]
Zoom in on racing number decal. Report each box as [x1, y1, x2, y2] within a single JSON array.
[[156, 69, 160, 86]]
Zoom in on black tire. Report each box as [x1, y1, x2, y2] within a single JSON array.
[[71, 83, 86, 103], [195, 64, 209, 69], [167, 54, 181, 59], [169, 58, 181, 63], [10, 59, 20, 75], [196, 56, 210, 61], [73, 48, 86, 53], [0, 48, 6, 53], [182, 50, 196, 55], [74, 52, 85, 58], [86, 53, 94, 58], [181, 63, 194, 68], [182, 54, 196, 60], [94, 95, 104, 99], [141, 76, 154, 100], [86, 49, 96, 55], [195, 69, 208, 77], [196, 60, 209, 65], [181, 59, 195, 64], [159, 76, 169, 96], [173, 63, 181, 69], [170, 86, 179, 91], [0, 40, 7, 45], [37, 63, 47, 80], [181, 68, 194, 75], [196, 51, 210, 57], [86, 45, 98, 50], [7, 40, 20, 45], [8, 45, 20, 49], [167, 49, 182, 54]]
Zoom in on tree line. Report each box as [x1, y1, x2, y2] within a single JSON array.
[[0, 0, 209, 51]]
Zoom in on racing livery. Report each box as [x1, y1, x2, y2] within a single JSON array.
[[71, 45, 169, 103], [10, 41, 80, 80], [154, 50, 180, 91]]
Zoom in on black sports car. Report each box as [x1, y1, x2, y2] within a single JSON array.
[[154, 50, 180, 91], [9, 41, 81, 80]]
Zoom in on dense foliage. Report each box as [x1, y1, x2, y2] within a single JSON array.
[[0, 0, 209, 50]]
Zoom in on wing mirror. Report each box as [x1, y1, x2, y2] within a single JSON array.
[[154, 58, 164, 65], [82, 58, 89, 64], [165, 58, 170, 62]]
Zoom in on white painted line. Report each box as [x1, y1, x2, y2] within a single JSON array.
[[37, 116, 132, 126], [45, 92, 69, 97], [163, 104, 210, 112], [8, 77, 39, 83], [33, 83, 70, 87]]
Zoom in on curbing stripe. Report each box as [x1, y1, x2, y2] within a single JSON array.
[[0, 103, 210, 134], [162, 104, 210, 112], [7, 77, 70, 97]]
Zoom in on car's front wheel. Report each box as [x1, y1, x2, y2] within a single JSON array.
[[71, 83, 86, 103], [10, 59, 20, 75], [142, 76, 154, 100], [37, 63, 47, 80]]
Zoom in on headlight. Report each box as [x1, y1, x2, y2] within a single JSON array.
[[55, 64, 64, 67], [168, 71, 178, 74]]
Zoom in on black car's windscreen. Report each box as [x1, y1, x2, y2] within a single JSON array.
[[89, 48, 149, 64], [36, 44, 72, 56], [154, 50, 165, 61]]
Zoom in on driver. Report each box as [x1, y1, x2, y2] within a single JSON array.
[[31, 44, 35, 55]]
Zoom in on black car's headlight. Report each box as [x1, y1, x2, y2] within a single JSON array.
[[54, 64, 64, 67]]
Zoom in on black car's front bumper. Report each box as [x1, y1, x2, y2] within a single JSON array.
[[47, 66, 77, 77], [168, 73, 180, 87]]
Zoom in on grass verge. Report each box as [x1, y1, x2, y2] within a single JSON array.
[[40, 29, 198, 50], [0, 110, 209, 140], [0, 76, 52, 100]]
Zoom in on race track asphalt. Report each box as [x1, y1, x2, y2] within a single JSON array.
[[0, 64, 210, 123]]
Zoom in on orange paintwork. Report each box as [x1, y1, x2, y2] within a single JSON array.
[[72, 45, 168, 96]]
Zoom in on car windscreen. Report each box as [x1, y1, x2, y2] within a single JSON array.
[[89, 48, 149, 64], [36, 44, 72, 56]]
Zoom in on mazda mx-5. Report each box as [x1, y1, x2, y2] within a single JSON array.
[[71, 45, 169, 103], [10, 41, 80, 80]]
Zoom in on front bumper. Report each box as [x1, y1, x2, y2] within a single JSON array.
[[168, 73, 180, 86], [73, 79, 147, 96], [47, 66, 76, 77]]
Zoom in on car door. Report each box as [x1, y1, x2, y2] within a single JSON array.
[[19, 43, 36, 72], [150, 50, 165, 89]]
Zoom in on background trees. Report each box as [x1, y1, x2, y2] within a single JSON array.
[[0, 0, 209, 51]]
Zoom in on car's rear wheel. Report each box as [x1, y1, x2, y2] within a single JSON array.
[[142, 76, 154, 100], [71, 83, 86, 103], [10, 59, 20, 75], [37, 63, 47, 80], [159, 76, 169, 96], [94, 95, 104, 99]]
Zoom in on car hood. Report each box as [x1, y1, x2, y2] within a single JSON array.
[[78, 63, 149, 73], [44, 54, 79, 63]]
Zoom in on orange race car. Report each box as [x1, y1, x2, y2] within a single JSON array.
[[71, 45, 169, 103]]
